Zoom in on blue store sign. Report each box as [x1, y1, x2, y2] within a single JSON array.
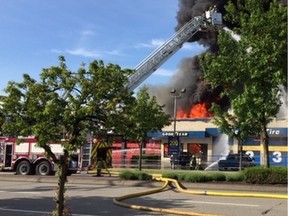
[[168, 136, 180, 156], [245, 150, 287, 166]]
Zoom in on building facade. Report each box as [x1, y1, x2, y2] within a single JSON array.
[[149, 118, 288, 169]]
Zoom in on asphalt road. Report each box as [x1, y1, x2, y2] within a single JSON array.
[[0, 172, 287, 216]]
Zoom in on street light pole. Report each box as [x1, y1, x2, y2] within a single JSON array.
[[170, 88, 186, 168], [170, 88, 186, 136], [173, 95, 177, 136]]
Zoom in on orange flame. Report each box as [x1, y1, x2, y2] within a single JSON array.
[[176, 102, 213, 119], [176, 107, 188, 119]]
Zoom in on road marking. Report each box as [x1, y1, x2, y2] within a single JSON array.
[[0, 207, 99, 216], [14, 192, 41, 194], [0, 191, 40, 194], [0, 207, 48, 215], [184, 200, 259, 207]]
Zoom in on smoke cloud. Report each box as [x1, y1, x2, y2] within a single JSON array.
[[148, 0, 228, 116], [175, 0, 228, 46], [148, 0, 286, 118]]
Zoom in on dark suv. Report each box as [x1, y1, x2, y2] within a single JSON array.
[[176, 152, 192, 166], [218, 153, 255, 171]]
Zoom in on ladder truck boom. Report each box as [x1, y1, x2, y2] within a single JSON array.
[[127, 7, 222, 91]]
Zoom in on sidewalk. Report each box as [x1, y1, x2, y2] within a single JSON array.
[[0, 171, 286, 194]]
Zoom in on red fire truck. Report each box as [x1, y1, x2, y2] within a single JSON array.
[[0, 136, 80, 175]]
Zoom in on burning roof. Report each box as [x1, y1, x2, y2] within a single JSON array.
[[148, 0, 287, 120], [148, 0, 229, 119]]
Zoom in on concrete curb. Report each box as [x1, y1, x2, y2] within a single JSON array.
[[0, 172, 286, 194]]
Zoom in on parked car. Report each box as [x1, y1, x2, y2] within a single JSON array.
[[218, 153, 255, 171], [172, 152, 192, 167]]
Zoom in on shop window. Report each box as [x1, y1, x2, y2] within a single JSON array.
[[164, 143, 169, 157]]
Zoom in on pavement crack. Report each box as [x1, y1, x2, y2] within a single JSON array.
[[261, 202, 282, 215]]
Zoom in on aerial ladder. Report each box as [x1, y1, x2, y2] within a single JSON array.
[[127, 7, 223, 91], [87, 8, 223, 170]]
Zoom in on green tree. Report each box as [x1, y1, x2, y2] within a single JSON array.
[[211, 105, 260, 170], [120, 86, 171, 171], [0, 56, 134, 215], [201, 0, 287, 167]]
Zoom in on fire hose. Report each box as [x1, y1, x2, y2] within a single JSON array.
[[113, 177, 287, 216]]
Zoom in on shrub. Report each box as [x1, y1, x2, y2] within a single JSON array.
[[119, 167, 287, 184], [209, 172, 226, 182], [119, 170, 152, 181], [268, 167, 288, 184], [119, 170, 138, 180], [244, 166, 287, 184], [226, 172, 244, 182], [176, 172, 187, 181], [136, 171, 153, 180], [184, 172, 212, 183], [162, 172, 178, 179]]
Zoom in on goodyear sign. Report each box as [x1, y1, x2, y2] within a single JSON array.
[[162, 132, 189, 137]]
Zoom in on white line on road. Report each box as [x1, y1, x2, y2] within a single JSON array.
[[184, 200, 259, 207], [14, 192, 41, 194], [0, 191, 40, 194]]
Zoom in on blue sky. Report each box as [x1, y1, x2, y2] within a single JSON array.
[[0, 0, 205, 94]]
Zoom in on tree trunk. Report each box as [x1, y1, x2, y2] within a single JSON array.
[[121, 137, 127, 168], [54, 150, 68, 216], [238, 139, 243, 171], [139, 142, 143, 171], [261, 124, 270, 168]]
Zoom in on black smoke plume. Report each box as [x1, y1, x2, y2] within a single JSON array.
[[148, 0, 229, 117], [149, 0, 286, 117], [175, 0, 228, 46]]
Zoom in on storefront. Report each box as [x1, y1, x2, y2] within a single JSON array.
[[149, 119, 288, 169], [243, 127, 287, 166]]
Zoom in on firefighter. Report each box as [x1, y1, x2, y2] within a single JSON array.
[[96, 158, 103, 177], [101, 158, 111, 177], [170, 154, 175, 169], [96, 157, 111, 177], [189, 155, 197, 170]]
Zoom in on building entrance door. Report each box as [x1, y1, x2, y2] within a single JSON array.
[[187, 143, 207, 169]]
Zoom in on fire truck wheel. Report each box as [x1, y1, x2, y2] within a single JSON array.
[[36, 161, 52, 176], [16, 161, 32, 175]]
